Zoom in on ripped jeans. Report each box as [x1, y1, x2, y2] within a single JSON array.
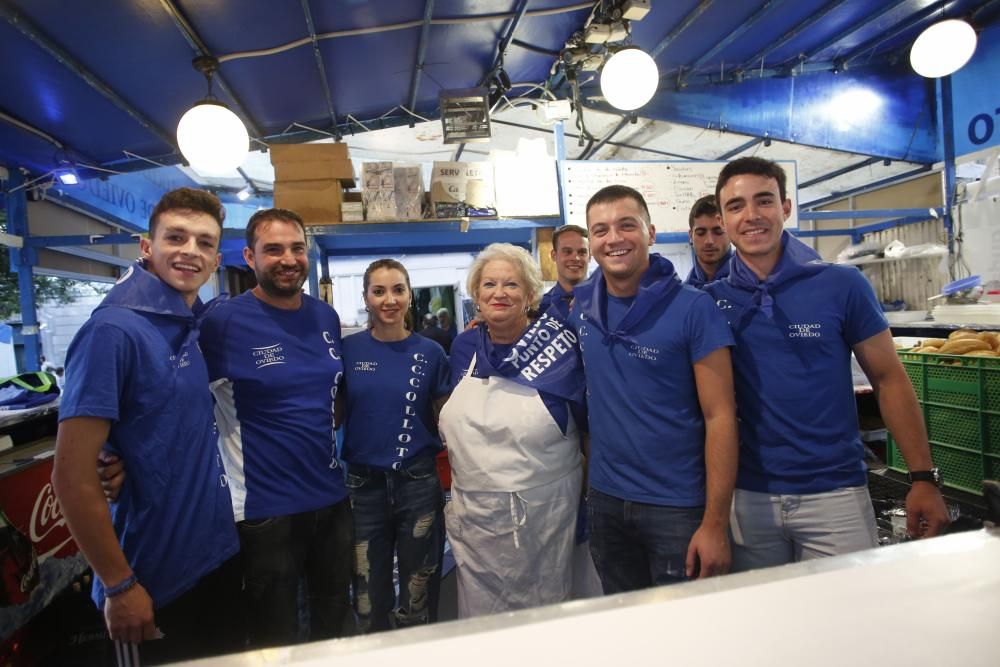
[[346, 453, 445, 633]]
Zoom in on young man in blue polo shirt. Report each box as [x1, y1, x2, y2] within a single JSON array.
[[53, 188, 241, 664], [569, 185, 739, 593], [684, 194, 733, 288], [706, 157, 950, 570], [540, 224, 590, 318]]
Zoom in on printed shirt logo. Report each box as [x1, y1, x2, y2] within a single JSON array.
[[252, 343, 286, 368], [353, 361, 378, 372], [788, 323, 822, 338]]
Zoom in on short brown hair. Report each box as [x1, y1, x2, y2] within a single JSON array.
[[688, 195, 719, 229], [148, 188, 225, 237], [245, 208, 306, 249], [716, 157, 788, 205], [585, 185, 651, 228], [552, 224, 588, 250]]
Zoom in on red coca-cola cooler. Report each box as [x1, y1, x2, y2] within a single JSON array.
[[0, 405, 92, 664]]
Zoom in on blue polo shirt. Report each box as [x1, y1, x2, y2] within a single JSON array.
[[570, 255, 734, 506], [707, 261, 888, 494]]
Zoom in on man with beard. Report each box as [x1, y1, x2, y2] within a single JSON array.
[[539, 224, 589, 318], [199, 208, 354, 646]]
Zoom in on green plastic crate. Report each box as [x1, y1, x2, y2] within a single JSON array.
[[887, 349, 1000, 495]]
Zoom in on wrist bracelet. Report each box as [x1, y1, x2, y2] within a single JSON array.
[[105, 573, 138, 598]]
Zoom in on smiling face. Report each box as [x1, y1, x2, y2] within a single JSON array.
[[364, 267, 411, 331], [476, 259, 528, 331], [586, 196, 656, 295], [718, 173, 791, 265], [689, 213, 731, 269], [244, 218, 309, 304], [140, 210, 221, 306], [551, 230, 590, 288]]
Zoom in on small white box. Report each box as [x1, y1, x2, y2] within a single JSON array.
[[622, 0, 651, 21]]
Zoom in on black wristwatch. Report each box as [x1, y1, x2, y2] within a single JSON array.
[[909, 467, 943, 488]]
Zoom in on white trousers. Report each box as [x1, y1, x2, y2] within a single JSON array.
[[730, 485, 879, 572]]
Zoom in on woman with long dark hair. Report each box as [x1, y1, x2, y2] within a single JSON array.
[[339, 259, 450, 633]]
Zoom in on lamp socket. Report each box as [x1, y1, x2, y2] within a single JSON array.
[[621, 0, 651, 21], [584, 23, 613, 44], [542, 100, 573, 121]]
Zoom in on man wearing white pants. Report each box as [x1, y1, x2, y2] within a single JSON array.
[[706, 157, 950, 569]]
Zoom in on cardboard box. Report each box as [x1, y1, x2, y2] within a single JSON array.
[[270, 143, 356, 187], [341, 202, 364, 222], [274, 179, 343, 225], [270, 143, 349, 163], [430, 161, 495, 216]]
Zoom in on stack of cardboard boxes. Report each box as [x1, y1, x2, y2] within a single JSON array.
[[271, 143, 356, 226]]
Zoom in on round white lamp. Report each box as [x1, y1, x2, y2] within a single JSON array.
[[177, 101, 249, 176], [600, 47, 659, 111], [910, 19, 978, 78]]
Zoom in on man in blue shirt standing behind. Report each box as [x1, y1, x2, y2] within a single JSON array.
[[706, 157, 950, 571], [201, 208, 354, 647], [569, 185, 739, 593], [53, 188, 241, 664], [684, 194, 733, 288]]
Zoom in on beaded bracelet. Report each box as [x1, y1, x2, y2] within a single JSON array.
[[105, 573, 138, 598]]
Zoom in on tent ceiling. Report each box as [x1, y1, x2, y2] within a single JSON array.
[[1, 0, 998, 203]]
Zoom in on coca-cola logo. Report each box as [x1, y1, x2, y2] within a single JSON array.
[[30, 483, 73, 559]]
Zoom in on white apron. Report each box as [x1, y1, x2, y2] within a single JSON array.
[[440, 353, 582, 618]]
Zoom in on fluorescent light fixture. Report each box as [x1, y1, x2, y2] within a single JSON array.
[[910, 19, 977, 78], [600, 47, 659, 111], [177, 56, 249, 176], [236, 186, 251, 201], [56, 169, 79, 185]]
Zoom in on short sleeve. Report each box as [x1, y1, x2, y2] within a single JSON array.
[[843, 268, 889, 345], [59, 321, 131, 423], [686, 292, 736, 364], [448, 332, 477, 388]]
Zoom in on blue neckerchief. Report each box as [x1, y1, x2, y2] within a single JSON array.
[[540, 282, 574, 319], [474, 312, 586, 411], [95, 259, 206, 353], [573, 253, 682, 348], [685, 247, 734, 289], [726, 231, 827, 330]]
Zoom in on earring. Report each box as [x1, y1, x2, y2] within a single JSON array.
[[364, 307, 370, 312], [475, 304, 481, 312]]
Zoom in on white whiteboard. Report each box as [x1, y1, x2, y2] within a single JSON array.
[[561, 160, 798, 234]]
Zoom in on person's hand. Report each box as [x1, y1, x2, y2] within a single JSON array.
[[97, 452, 125, 502], [104, 583, 157, 644], [685, 523, 731, 579], [905, 483, 950, 538]]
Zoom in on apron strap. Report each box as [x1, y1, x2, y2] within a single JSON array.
[[465, 353, 477, 378]]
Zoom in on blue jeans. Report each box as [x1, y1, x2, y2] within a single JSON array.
[[346, 453, 445, 633], [587, 488, 704, 594], [237, 500, 354, 648]]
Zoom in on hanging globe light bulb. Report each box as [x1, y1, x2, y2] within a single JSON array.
[[600, 47, 659, 111], [176, 56, 249, 176], [177, 101, 249, 175], [910, 19, 978, 78]]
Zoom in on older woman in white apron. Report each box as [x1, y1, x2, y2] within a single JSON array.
[[440, 243, 588, 618]]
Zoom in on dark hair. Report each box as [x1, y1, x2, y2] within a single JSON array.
[[245, 208, 306, 249], [585, 185, 651, 228], [688, 195, 720, 229], [552, 224, 588, 250], [148, 188, 225, 237], [363, 258, 414, 331], [715, 157, 787, 206]]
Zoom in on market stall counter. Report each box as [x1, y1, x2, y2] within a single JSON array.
[[190, 529, 1000, 667]]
